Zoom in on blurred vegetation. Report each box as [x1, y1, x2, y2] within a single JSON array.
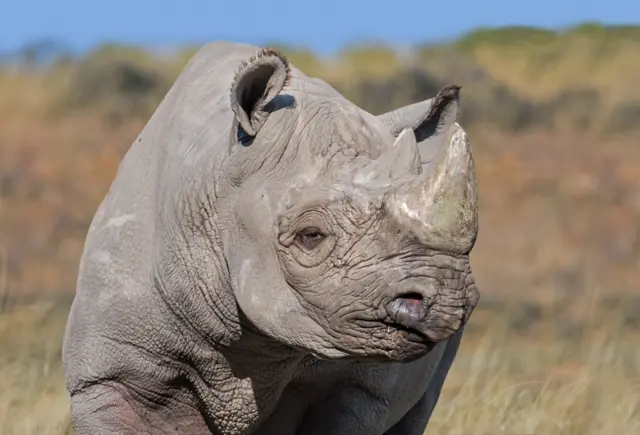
[[3, 23, 640, 131], [0, 22, 639, 306]]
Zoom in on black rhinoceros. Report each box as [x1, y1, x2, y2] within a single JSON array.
[[62, 41, 480, 435]]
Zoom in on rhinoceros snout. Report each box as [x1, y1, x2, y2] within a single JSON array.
[[384, 289, 464, 344]]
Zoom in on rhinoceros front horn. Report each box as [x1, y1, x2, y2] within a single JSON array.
[[389, 122, 478, 255]]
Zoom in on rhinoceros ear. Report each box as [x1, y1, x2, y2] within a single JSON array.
[[230, 48, 291, 137], [377, 85, 460, 172]]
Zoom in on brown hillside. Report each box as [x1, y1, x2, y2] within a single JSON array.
[[1, 24, 639, 318]]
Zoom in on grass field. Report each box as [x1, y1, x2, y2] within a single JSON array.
[[2, 298, 639, 435]]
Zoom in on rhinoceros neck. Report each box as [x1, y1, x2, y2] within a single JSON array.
[[159, 294, 311, 433]]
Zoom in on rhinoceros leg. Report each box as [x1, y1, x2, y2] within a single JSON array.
[[384, 329, 464, 435], [297, 385, 389, 435], [382, 392, 433, 435], [68, 383, 211, 435]]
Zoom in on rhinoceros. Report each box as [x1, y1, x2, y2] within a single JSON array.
[[62, 41, 480, 435]]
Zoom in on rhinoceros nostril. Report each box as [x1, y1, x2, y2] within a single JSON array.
[[386, 293, 427, 327], [384, 293, 431, 344], [397, 292, 423, 305]]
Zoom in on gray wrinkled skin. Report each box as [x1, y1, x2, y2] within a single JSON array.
[[62, 41, 480, 435]]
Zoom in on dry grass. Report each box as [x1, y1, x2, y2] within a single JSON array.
[[0, 301, 73, 435], [1, 299, 639, 435], [431, 321, 640, 434]]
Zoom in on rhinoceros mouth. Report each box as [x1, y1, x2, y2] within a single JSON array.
[[382, 320, 434, 345], [327, 323, 433, 363], [353, 316, 437, 350]]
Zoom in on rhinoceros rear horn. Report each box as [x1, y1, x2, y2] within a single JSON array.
[[353, 128, 422, 186], [230, 48, 291, 137], [377, 84, 461, 174]]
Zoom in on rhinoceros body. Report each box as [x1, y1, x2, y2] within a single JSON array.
[[62, 41, 480, 434]]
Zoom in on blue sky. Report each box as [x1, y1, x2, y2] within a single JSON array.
[[2, 0, 639, 55]]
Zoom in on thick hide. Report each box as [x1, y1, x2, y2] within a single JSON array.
[[62, 41, 480, 435]]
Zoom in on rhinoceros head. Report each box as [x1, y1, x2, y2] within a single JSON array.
[[224, 49, 479, 361]]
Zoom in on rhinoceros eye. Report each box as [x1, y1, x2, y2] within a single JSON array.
[[295, 228, 326, 250]]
